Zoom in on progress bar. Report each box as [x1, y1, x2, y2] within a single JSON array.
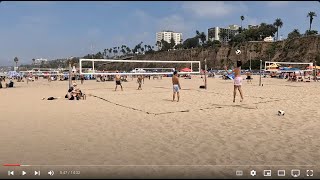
[[3, 164, 317, 167]]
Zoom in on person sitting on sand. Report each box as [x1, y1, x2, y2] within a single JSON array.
[[225, 60, 244, 103], [246, 71, 252, 83], [69, 90, 79, 100], [137, 75, 142, 90], [292, 72, 297, 82], [42, 97, 61, 100], [115, 71, 123, 91], [66, 84, 81, 100], [6, 79, 14, 88], [65, 83, 78, 100], [74, 86, 86, 100], [172, 71, 181, 102]]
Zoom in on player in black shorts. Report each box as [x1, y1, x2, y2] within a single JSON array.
[[115, 72, 123, 91]]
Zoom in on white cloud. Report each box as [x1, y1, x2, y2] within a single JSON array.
[[246, 16, 260, 26], [267, 1, 290, 7], [132, 9, 154, 26], [16, 14, 60, 32], [131, 10, 195, 44], [87, 27, 102, 37], [157, 14, 191, 32], [182, 1, 247, 19]]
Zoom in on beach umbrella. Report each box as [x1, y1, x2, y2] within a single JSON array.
[[306, 66, 320, 69], [180, 67, 192, 72], [266, 63, 279, 68]]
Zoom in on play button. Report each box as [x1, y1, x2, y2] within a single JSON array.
[[22, 171, 26, 176]]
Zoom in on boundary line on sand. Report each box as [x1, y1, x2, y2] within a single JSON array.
[[90, 94, 190, 116], [89, 94, 262, 116]]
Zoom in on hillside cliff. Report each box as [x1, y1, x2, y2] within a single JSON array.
[[134, 35, 320, 70]]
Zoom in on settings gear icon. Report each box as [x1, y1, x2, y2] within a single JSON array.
[[250, 170, 257, 176]]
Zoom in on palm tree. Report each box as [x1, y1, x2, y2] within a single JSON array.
[[196, 30, 206, 45], [32, 58, 35, 65], [307, 11, 317, 31], [156, 41, 161, 50], [121, 48, 126, 55], [14, 57, 19, 68], [200, 32, 206, 45], [126, 47, 131, 55], [113, 49, 117, 57], [240, 15, 245, 31], [108, 48, 112, 56], [273, 18, 283, 41], [113, 47, 117, 57], [103, 49, 107, 58]]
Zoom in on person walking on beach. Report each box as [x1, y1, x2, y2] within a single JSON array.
[[172, 71, 181, 102], [115, 71, 123, 91], [225, 60, 244, 103], [137, 75, 142, 90], [80, 74, 85, 84]]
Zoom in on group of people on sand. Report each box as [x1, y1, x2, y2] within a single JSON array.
[[41, 59, 244, 103], [112, 61, 244, 103], [66, 82, 86, 100], [114, 70, 182, 102], [43, 82, 86, 101], [0, 78, 14, 89]]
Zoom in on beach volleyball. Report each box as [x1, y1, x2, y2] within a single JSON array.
[[278, 110, 285, 116], [235, 49, 241, 55]]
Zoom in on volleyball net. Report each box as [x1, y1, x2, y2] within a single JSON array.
[[79, 59, 201, 75]]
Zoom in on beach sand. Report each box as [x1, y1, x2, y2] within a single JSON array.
[[0, 75, 319, 178]]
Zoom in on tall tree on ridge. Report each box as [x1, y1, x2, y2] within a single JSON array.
[[307, 11, 317, 31], [14, 57, 19, 68], [240, 15, 245, 33], [273, 18, 283, 41]]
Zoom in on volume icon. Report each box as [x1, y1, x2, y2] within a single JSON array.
[[48, 170, 54, 176]]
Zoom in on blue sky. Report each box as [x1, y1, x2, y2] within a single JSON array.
[[0, 1, 320, 66]]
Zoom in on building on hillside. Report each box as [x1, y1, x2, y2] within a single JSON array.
[[34, 58, 48, 65], [248, 24, 260, 29], [156, 31, 183, 48], [207, 24, 240, 43], [264, 36, 274, 42]]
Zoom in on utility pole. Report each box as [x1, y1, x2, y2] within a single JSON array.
[[259, 60, 262, 86], [314, 60, 317, 82], [68, 56, 73, 89], [249, 51, 252, 71], [204, 58, 207, 89]]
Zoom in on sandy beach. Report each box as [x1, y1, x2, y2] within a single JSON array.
[[1, 75, 320, 178]]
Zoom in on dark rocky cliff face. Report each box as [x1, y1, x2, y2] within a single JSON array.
[[133, 35, 320, 70]]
